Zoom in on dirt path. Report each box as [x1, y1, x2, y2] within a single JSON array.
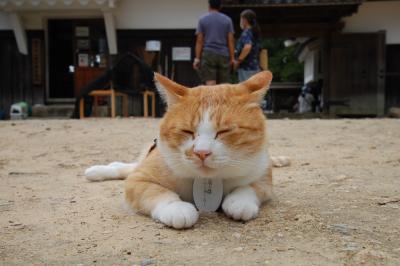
[[0, 118, 399, 265]]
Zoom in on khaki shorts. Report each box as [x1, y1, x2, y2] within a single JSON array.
[[200, 51, 230, 84]]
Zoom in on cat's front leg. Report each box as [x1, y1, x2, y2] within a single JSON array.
[[223, 168, 273, 221], [222, 186, 261, 221], [151, 200, 199, 229], [125, 179, 198, 229]]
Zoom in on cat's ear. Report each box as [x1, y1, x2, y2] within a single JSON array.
[[240, 71, 273, 103], [154, 73, 188, 106]]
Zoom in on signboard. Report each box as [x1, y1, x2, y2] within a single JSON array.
[[78, 53, 89, 67], [146, 40, 161, 52], [75, 26, 89, 37], [172, 47, 191, 61], [77, 39, 90, 50]]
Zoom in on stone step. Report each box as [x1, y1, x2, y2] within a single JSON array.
[[32, 104, 75, 118]]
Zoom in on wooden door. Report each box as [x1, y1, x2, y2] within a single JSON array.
[[326, 32, 385, 116], [118, 30, 202, 116], [164, 41, 202, 88], [386, 45, 400, 111], [48, 19, 74, 99]]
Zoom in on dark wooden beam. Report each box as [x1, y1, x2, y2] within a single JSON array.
[[258, 22, 345, 37], [222, 0, 363, 7], [222, 5, 360, 23]]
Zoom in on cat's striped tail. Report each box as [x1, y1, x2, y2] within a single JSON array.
[[84, 162, 138, 182], [85, 142, 154, 182]]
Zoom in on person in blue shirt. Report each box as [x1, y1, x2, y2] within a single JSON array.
[[234, 9, 261, 82], [193, 0, 235, 85]]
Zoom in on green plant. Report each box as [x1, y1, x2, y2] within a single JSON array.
[[261, 38, 303, 82]]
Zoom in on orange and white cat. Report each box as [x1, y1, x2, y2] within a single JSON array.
[[85, 71, 287, 229]]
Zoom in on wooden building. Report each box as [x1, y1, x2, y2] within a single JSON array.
[[0, 0, 399, 117]]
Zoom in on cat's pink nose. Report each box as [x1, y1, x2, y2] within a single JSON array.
[[194, 150, 212, 161]]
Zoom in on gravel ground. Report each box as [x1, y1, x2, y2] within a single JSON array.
[[0, 118, 399, 265]]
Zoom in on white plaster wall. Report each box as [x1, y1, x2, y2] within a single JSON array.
[[304, 51, 315, 84], [0, 11, 11, 29], [115, 0, 207, 29], [0, 0, 206, 30], [0, 11, 103, 30], [21, 10, 103, 29], [3, 0, 397, 41], [343, 1, 400, 44]]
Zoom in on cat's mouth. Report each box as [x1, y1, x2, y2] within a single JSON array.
[[199, 164, 213, 170], [186, 157, 217, 173], [196, 162, 216, 173]]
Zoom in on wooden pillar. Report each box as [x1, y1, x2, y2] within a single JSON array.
[[143, 92, 149, 117], [321, 34, 331, 116], [122, 94, 129, 117], [110, 89, 116, 118], [79, 99, 85, 119], [103, 12, 118, 55], [151, 92, 156, 117], [9, 12, 28, 55]]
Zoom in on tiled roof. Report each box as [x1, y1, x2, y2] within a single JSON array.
[[222, 0, 364, 7]]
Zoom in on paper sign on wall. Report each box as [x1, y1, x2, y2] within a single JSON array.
[[78, 54, 89, 67], [146, 40, 161, 51], [172, 47, 191, 61], [75, 27, 89, 37]]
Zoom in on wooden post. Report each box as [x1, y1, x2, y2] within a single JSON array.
[[151, 92, 156, 117], [122, 94, 129, 117], [79, 99, 85, 119], [9, 12, 28, 55], [111, 89, 116, 118], [103, 12, 118, 55], [143, 92, 149, 117], [93, 96, 98, 117]]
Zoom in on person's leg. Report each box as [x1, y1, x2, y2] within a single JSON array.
[[201, 51, 217, 85], [238, 69, 260, 82], [238, 69, 246, 83], [217, 54, 230, 84]]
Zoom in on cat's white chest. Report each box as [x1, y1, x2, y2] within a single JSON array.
[[177, 175, 261, 204], [176, 178, 195, 202]]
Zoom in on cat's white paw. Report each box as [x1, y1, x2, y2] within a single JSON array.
[[84, 165, 119, 181], [222, 186, 260, 221], [152, 201, 199, 229]]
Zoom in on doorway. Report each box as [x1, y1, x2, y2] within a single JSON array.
[[47, 18, 106, 101]]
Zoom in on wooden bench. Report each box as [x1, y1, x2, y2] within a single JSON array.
[[79, 89, 128, 119], [142, 90, 156, 117], [79, 89, 156, 118]]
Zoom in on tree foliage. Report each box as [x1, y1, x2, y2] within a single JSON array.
[[261, 38, 304, 82]]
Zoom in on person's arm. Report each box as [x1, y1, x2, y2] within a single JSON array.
[[227, 19, 235, 67], [193, 33, 204, 70], [234, 30, 253, 70], [237, 43, 252, 63], [228, 32, 235, 64], [233, 43, 252, 71]]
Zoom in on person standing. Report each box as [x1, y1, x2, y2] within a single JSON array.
[[193, 0, 235, 85], [234, 9, 261, 82]]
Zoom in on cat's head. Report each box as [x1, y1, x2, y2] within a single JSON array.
[[155, 71, 273, 179]]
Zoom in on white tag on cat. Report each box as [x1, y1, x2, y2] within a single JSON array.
[[193, 178, 223, 212]]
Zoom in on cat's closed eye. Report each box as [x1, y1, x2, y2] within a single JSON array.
[[215, 128, 233, 139], [181, 129, 195, 139]]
